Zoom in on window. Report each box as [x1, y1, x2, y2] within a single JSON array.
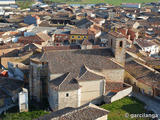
[[111, 39, 113, 47], [66, 93, 69, 97], [119, 41, 123, 48]]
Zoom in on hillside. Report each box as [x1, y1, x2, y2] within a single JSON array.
[[49, 0, 159, 5]]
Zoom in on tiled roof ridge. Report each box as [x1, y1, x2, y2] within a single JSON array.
[[58, 72, 70, 89], [56, 105, 90, 119], [54, 104, 109, 119], [77, 65, 88, 79]]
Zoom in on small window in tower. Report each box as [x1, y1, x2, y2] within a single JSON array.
[[66, 93, 69, 97], [120, 41, 123, 48], [111, 39, 113, 47]]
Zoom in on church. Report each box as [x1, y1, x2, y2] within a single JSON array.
[[29, 31, 132, 110]]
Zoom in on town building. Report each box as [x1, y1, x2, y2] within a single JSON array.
[[29, 32, 132, 111], [0, 0, 15, 5]]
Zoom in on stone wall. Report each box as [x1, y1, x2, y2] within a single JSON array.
[[125, 71, 153, 96], [107, 34, 126, 66], [86, 67, 124, 82], [48, 87, 58, 110], [102, 69, 124, 82], [58, 89, 79, 110], [29, 62, 42, 102], [79, 80, 105, 105]]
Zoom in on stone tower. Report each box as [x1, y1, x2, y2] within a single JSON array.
[[107, 32, 126, 66]]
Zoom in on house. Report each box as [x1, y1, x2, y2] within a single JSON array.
[[0, 77, 24, 114], [24, 15, 41, 26], [0, 31, 20, 44], [134, 38, 159, 56], [88, 16, 105, 26], [89, 25, 102, 38], [125, 60, 160, 100], [70, 28, 88, 44], [0, 8, 5, 16], [0, 43, 23, 57], [18, 32, 50, 46], [29, 32, 131, 110], [35, 103, 109, 120], [52, 29, 70, 46], [73, 18, 93, 29], [121, 3, 141, 8], [0, 0, 15, 5]]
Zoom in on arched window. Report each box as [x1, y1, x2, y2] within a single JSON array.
[[119, 41, 123, 48]]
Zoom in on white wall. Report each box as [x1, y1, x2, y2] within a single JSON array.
[[0, 1, 15, 5], [111, 86, 132, 102], [48, 87, 58, 110], [96, 115, 108, 120], [143, 45, 159, 55], [79, 80, 105, 105], [58, 90, 79, 110]]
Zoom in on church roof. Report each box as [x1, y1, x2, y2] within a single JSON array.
[[49, 65, 105, 91], [40, 48, 122, 74]]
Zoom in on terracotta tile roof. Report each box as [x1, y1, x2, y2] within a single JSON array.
[[88, 27, 101, 34], [82, 39, 92, 45], [105, 81, 130, 93], [108, 31, 125, 38], [127, 29, 136, 41], [118, 28, 127, 36], [18, 35, 44, 45], [70, 28, 88, 35], [36, 32, 51, 41], [0, 43, 23, 50], [135, 38, 156, 48], [125, 60, 160, 89], [42, 45, 81, 51]]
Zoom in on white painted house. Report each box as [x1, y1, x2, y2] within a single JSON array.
[[134, 39, 159, 56], [0, 0, 15, 5], [0, 8, 5, 15]]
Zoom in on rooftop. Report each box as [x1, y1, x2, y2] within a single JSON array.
[[50, 65, 105, 91], [0, 77, 23, 98], [70, 28, 88, 35], [35, 104, 109, 120], [105, 81, 130, 93], [125, 60, 160, 89], [40, 48, 122, 74]]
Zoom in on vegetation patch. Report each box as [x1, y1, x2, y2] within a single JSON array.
[[101, 97, 150, 120], [48, 0, 159, 5], [1, 110, 49, 120], [16, 1, 34, 9]]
